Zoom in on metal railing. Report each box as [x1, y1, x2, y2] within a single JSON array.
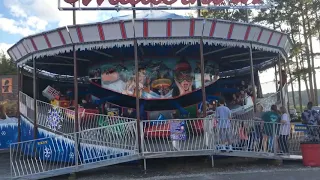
[[19, 92, 35, 121], [141, 118, 213, 157], [10, 120, 139, 179], [14, 87, 307, 179], [19, 92, 135, 134], [36, 100, 136, 133], [140, 117, 305, 158]]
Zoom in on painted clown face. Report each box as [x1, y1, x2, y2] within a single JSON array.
[[102, 70, 119, 83], [175, 71, 193, 91]]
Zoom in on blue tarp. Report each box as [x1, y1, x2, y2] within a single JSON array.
[[0, 117, 18, 150], [19, 115, 133, 164]]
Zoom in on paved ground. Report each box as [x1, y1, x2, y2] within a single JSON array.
[[3, 152, 320, 180], [53, 157, 320, 180]]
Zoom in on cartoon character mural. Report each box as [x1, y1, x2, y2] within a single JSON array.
[[1, 78, 12, 93], [172, 58, 194, 97], [89, 57, 219, 99], [101, 64, 128, 93], [194, 61, 219, 89]]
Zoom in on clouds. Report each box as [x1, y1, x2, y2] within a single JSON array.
[[0, 0, 48, 37], [0, 43, 13, 57], [0, 0, 115, 38]]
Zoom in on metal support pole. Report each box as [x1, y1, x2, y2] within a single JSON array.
[[275, 63, 278, 92], [200, 38, 206, 117], [249, 43, 256, 112], [133, 9, 142, 153], [73, 3, 76, 25], [211, 155, 215, 168], [32, 55, 38, 139], [278, 54, 284, 107], [17, 67, 21, 143], [73, 43, 79, 168], [197, 0, 201, 17], [143, 158, 147, 172], [200, 37, 207, 117], [68, 9, 79, 167]]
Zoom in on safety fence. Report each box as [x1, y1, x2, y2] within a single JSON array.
[[36, 100, 136, 133], [140, 118, 305, 159], [19, 92, 135, 134], [13, 87, 304, 179], [19, 92, 35, 121], [20, 89, 285, 136], [12, 115, 307, 179], [10, 121, 139, 179]]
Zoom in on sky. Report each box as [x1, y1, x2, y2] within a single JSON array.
[[0, 0, 319, 95]]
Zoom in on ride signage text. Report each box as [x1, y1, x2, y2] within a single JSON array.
[[64, 0, 263, 6]]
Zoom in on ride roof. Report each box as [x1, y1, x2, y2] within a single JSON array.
[[8, 11, 292, 77], [11, 11, 292, 110]]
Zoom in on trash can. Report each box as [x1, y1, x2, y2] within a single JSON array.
[[301, 142, 320, 167]]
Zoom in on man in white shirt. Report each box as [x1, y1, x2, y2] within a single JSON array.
[[215, 98, 232, 151], [279, 106, 290, 154]]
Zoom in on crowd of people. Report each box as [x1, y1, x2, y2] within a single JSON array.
[[228, 80, 256, 107], [214, 96, 320, 155], [215, 98, 291, 154]]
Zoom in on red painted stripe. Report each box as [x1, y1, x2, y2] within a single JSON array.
[[244, 26, 251, 40], [119, 21, 127, 39], [44, 34, 52, 48], [189, 18, 195, 37], [277, 34, 283, 46], [227, 24, 234, 39], [167, 19, 172, 37], [97, 0, 104, 5], [58, 30, 66, 45], [267, 32, 274, 44], [257, 29, 263, 42], [97, 23, 105, 41], [143, 19, 148, 38], [76, 27, 84, 42], [82, 0, 92, 6], [209, 21, 216, 37], [30, 38, 38, 51]]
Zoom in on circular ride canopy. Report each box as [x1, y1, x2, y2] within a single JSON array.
[[8, 11, 292, 109]]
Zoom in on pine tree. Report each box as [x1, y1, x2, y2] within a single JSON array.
[[0, 52, 17, 75]]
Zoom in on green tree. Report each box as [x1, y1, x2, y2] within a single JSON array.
[[0, 52, 17, 75]]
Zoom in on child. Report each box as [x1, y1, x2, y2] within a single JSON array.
[[239, 121, 248, 150]]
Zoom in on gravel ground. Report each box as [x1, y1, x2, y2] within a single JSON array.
[[3, 152, 320, 180]]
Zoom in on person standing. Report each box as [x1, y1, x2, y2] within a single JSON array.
[[261, 105, 280, 152], [215, 98, 232, 151], [301, 102, 320, 141], [278, 106, 290, 154]]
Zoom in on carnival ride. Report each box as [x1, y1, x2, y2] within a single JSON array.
[[7, 1, 294, 178]]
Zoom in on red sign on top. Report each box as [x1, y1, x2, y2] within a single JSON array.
[[64, 0, 263, 6]]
